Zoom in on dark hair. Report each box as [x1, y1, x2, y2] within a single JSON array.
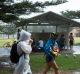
[[70, 33, 73, 35], [17, 29, 21, 32], [61, 34, 64, 37], [50, 33, 54, 38]]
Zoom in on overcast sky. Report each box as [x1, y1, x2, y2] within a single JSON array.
[[29, 0, 56, 3], [28, 0, 80, 3], [14, 0, 80, 3], [14, 0, 80, 12]]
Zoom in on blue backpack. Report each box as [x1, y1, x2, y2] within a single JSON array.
[[43, 39, 55, 55]]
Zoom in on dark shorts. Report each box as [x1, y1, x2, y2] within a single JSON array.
[[70, 40, 73, 46], [46, 54, 55, 62]]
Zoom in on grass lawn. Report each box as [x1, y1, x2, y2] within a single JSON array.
[[0, 37, 80, 48], [0, 38, 16, 48], [74, 37, 80, 45], [30, 54, 80, 73], [0, 54, 80, 74]]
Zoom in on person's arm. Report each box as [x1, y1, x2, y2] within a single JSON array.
[[20, 42, 32, 54]]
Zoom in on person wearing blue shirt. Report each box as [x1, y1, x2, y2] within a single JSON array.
[[43, 33, 60, 74]]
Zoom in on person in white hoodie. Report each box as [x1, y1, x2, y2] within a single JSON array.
[[13, 30, 33, 74]]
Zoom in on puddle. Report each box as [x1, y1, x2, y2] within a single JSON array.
[[0, 46, 80, 56], [50, 71, 80, 74], [73, 72, 80, 74], [0, 48, 10, 56], [73, 46, 80, 54], [62, 71, 80, 74]]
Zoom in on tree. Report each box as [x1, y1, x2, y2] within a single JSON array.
[[43, 0, 67, 6], [0, 26, 4, 33], [0, 0, 44, 23], [55, 0, 67, 5], [2, 23, 16, 39], [61, 10, 80, 19], [0, 0, 68, 24], [0, 0, 18, 22]]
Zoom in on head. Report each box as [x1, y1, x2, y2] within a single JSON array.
[[61, 34, 64, 37], [70, 33, 73, 35], [50, 33, 58, 40], [17, 28, 21, 32], [50, 33, 55, 39], [19, 30, 31, 41]]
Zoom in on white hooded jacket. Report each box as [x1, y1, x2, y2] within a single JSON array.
[[13, 30, 32, 74]]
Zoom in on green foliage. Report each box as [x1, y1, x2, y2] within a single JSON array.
[[2, 24, 16, 35], [0, 38, 16, 48], [61, 10, 80, 19], [33, 1, 44, 8], [0, 0, 18, 22], [42, 0, 68, 6], [0, 0, 68, 23], [55, 0, 67, 5], [0, 26, 4, 32], [0, 0, 43, 23], [0, 14, 18, 23], [0, 0, 6, 2]]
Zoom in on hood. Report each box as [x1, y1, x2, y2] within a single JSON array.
[[19, 30, 31, 41]]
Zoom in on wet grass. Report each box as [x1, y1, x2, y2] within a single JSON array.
[[56, 54, 80, 71], [30, 53, 80, 73], [0, 68, 13, 74], [0, 54, 80, 74], [0, 37, 80, 73]]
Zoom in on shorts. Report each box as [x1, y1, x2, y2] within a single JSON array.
[[46, 54, 55, 62], [70, 40, 73, 46]]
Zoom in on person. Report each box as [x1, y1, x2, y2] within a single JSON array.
[[58, 34, 66, 51], [13, 30, 33, 74], [43, 33, 60, 74], [38, 38, 44, 51], [17, 28, 21, 40], [69, 33, 74, 50]]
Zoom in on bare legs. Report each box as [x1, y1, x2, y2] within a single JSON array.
[[43, 60, 60, 74]]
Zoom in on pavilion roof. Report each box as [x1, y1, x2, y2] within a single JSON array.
[[16, 11, 80, 27]]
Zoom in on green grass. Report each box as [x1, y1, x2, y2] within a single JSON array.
[[0, 38, 16, 48], [0, 37, 80, 48], [56, 54, 80, 71], [0, 68, 12, 74], [74, 37, 80, 45], [30, 54, 80, 72], [0, 54, 80, 74]]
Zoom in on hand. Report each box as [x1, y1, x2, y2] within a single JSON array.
[[29, 39, 33, 45]]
